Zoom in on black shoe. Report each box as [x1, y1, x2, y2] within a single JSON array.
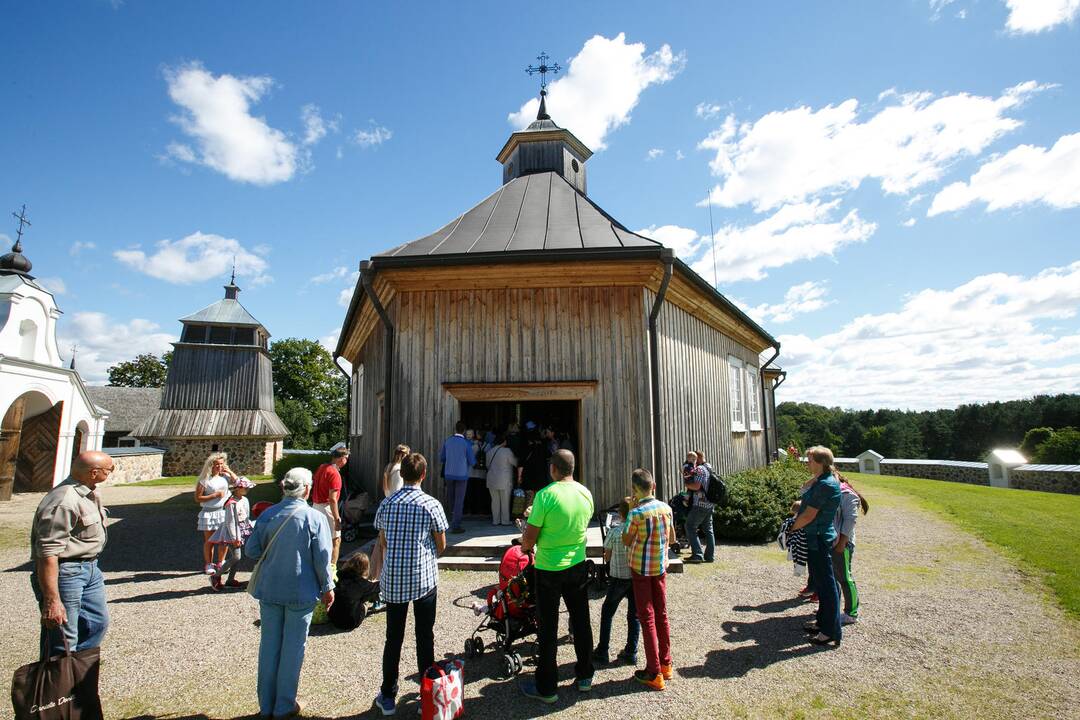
[[616, 649, 638, 666], [685, 556, 704, 564], [450, 527, 466, 535], [592, 649, 609, 666]]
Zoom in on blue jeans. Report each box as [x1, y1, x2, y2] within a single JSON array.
[[258, 601, 315, 717], [807, 539, 842, 641], [685, 505, 715, 562], [447, 479, 468, 529], [594, 577, 639, 658], [31, 559, 109, 657]]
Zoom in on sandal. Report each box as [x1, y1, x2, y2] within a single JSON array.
[[808, 633, 840, 647]]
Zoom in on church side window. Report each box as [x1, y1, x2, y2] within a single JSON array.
[[351, 364, 364, 436], [728, 355, 745, 433], [746, 367, 761, 431]]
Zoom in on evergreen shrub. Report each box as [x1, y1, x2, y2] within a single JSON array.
[[272, 453, 329, 480], [713, 457, 808, 542]]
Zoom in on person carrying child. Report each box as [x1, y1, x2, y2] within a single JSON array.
[[194, 453, 236, 574], [329, 551, 381, 630], [623, 469, 675, 690], [593, 498, 639, 667], [209, 475, 255, 591]]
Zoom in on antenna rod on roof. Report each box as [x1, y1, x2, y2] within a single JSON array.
[[706, 187, 718, 288]]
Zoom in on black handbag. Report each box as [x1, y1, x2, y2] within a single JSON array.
[[11, 635, 102, 720]]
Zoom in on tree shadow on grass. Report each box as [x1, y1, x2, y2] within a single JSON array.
[[678, 615, 828, 680]]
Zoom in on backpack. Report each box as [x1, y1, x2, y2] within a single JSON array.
[[705, 468, 727, 505]]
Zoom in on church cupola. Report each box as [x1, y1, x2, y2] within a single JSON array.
[[496, 53, 593, 195], [1, 205, 34, 278]]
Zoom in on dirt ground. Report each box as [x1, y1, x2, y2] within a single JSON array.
[[1, 481, 1077, 720]]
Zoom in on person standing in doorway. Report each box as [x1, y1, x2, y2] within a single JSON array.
[[518, 449, 595, 703], [623, 469, 675, 691], [439, 421, 475, 534], [486, 435, 517, 526], [373, 453, 449, 716], [30, 450, 114, 657], [312, 446, 349, 566]]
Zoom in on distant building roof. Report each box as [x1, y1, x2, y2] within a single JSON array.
[[857, 449, 884, 460], [103, 446, 166, 456], [986, 448, 1027, 465], [86, 386, 163, 433], [881, 458, 989, 469]]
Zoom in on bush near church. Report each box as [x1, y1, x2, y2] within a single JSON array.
[[712, 457, 807, 542], [272, 453, 329, 481]]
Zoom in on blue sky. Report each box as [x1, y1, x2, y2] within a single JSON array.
[[3, 1, 1078, 409]]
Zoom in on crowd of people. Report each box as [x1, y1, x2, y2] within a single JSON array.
[[27, 434, 864, 718]]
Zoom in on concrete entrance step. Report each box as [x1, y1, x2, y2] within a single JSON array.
[[441, 521, 606, 558]]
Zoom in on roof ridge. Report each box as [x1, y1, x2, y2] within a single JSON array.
[[504, 174, 531, 251]]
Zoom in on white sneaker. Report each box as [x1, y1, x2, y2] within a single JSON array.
[[840, 613, 859, 625], [204, 563, 216, 575]]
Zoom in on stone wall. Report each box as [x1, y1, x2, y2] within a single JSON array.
[[1010, 468, 1080, 495], [103, 449, 164, 485], [880, 461, 989, 485], [148, 437, 280, 477]]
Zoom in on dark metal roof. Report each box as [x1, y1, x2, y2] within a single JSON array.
[[180, 298, 263, 327], [85, 386, 163, 432], [376, 171, 661, 259]]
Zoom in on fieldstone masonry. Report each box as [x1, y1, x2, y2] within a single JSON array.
[[1010, 467, 1080, 495], [103, 448, 165, 485], [880, 460, 989, 485], [148, 437, 282, 477]]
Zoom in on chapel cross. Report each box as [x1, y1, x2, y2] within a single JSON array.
[[11, 204, 31, 247], [525, 52, 561, 94]]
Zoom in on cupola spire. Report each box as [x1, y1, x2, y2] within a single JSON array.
[[1, 204, 34, 277], [224, 258, 240, 300]]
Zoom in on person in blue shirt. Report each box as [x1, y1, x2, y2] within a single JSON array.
[[439, 420, 476, 533], [789, 445, 844, 647], [246, 468, 335, 718]]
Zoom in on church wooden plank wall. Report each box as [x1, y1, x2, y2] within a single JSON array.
[[161, 345, 275, 411], [348, 286, 653, 510], [649, 289, 767, 499]]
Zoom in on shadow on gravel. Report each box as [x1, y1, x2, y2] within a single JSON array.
[[732, 596, 808, 614], [679, 615, 826, 679]]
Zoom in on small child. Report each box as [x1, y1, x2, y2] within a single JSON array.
[[681, 452, 697, 482], [209, 476, 255, 591], [593, 499, 639, 667], [328, 551, 381, 630]]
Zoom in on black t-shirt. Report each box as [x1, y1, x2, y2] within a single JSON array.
[[521, 442, 550, 492]]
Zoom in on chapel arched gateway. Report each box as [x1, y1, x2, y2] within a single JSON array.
[[335, 96, 783, 510]]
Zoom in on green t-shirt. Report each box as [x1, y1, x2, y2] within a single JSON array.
[[527, 480, 594, 571]]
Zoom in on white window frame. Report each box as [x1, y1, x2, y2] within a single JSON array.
[[351, 364, 364, 437], [728, 355, 746, 433], [746, 366, 761, 431]]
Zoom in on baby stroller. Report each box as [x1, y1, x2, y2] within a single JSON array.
[[464, 548, 538, 678]]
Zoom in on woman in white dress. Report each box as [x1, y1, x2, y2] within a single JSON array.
[[370, 444, 411, 586], [194, 452, 237, 573]]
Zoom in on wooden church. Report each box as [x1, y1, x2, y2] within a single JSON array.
[[134, 276, 288, 476], [335, 91, 783, 509]]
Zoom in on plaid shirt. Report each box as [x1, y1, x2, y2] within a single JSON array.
[[625, 497, 672, 577], [604, 519, 632, 580], [689, 464, 715, 510], [375, 485, 449, 604]]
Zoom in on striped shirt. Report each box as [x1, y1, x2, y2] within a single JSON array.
[[604, 519, 632, 580], [624, 497, 672, 577], [375, 485, 449, 604]]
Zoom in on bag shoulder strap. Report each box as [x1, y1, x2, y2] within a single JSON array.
[[247, 504, 306, 596]]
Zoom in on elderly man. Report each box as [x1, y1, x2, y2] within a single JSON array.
[[518, 449, 595, 703], [30, 450, 114, 656]]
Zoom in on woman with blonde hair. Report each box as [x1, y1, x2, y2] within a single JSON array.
[[370, 444, 411, 587], [789, 445, 844, 647], [194, 452, 237, 573]]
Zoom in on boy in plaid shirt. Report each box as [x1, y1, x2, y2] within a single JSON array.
[[622, 469, 675, 690], [593, 498, 639, 667]]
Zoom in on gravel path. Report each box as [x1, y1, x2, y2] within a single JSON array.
[[1, 482, 1077, 720]]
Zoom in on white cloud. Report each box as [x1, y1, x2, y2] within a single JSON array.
[[675, 150, 686, 160], [646, 148, 664, 160], [338, 286, 354, 307], [301, 104, 336, 146], [114, 231, 271, 285], [69, 241, 96, 256], [928, 131, 1080, 215], [957, 8, 968, 19], [742, 281, 833, 324], [310, 266, 351, 284], [319, 328, 340, 352], [929, 0, 958, 19], [902, 217, 918, 227], [696, 102, 723, 119], [639, 201, 876, 284], [58, 312, 175, 385], [700, 81, 1049, 212], [509, 34, 685, 150], [353, 124, 393, 148], [1004, 0, 1080, 32], [164, 62, 298, 185], [777, 260, 1080, 409], [36, 277, 67, 295]]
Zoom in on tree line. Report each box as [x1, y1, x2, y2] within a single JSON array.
[[776, 393, 1080, 462], [106, 338, 347, 450]]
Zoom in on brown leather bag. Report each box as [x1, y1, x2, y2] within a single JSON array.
[[11, 636, 102, 720]]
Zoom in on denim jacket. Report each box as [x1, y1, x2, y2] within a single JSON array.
[[245, 497, 334, 605]]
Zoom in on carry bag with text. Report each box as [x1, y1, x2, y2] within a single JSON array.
[[11, 635, 102, 720], [420, 658, 465, 720]]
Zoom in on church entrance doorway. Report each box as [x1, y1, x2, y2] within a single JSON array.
[[0, 391, 63, 497]]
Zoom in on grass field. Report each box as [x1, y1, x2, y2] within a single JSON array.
[[848, 471, 1080, 618], [132, 474, 273, 486]]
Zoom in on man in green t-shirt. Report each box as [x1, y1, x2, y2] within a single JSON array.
[[518, 449, 595, 703]]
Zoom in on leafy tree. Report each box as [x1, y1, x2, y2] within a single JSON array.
[[1020, 427, 1055, 459], [862, 426, 886, 453], [107, 352, 171, 387], [269, 338, 348, 450], [883, 416, 924, 458], [1034, 427, 1080, 464]]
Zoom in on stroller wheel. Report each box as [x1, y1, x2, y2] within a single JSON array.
[[474, 636, 484, 655], [511, 653, 524, 675], [464, 638, 476, 658], [502, 654, 516, 678]]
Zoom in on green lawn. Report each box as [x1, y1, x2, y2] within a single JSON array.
[[131, 474, 273, 487], [848, 471, 1080, 618]]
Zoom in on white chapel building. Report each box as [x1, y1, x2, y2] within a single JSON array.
[[0, 226, 105, 497]]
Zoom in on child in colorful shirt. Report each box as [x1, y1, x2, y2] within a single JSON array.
[[623, 469, 675, 690]]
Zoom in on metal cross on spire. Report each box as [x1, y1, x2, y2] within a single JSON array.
[[230, 256, 237, 285], [11, 204, 31, 248], [525, 52, 561, 95]]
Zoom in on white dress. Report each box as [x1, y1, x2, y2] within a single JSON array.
[[385, 463, 403, 496], [197, 475, 230, 531]]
